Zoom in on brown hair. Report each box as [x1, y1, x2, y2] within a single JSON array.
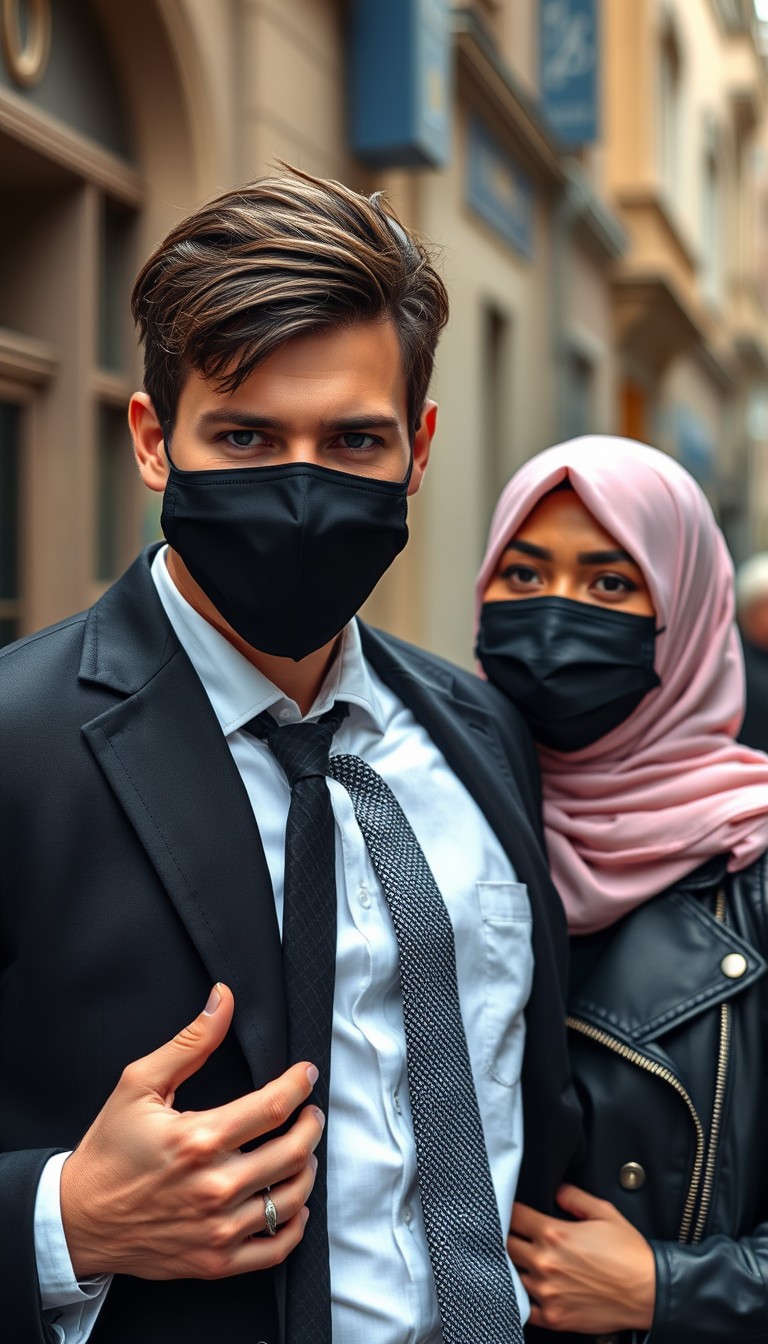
[[131, 166, 449, 437]]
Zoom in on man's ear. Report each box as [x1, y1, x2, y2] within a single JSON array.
[[408, 399, 437, 497], [129, 392, 169, 493]]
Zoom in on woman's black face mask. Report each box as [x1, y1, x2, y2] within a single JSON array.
[[475, 596, 661, 752]]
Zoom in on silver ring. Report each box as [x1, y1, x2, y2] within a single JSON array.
[[262, 1189, 278, 1237]]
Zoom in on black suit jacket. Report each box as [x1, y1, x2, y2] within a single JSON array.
[[0, 547, 582, 1343]]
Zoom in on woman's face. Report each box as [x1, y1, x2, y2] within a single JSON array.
[[484, 488, 656, 618]]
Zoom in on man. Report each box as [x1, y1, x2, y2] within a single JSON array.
[[0, 169, 581, 1344]]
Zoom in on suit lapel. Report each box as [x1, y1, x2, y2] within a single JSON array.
[[79, 548, 287, 1087], [359, 624, 549, 889]]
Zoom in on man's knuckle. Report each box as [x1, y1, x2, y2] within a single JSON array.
[[174, 1023, 205, 1053], [119, 1061, 141, 1091], [195, 1247, 227, 1280], [284, 1134, 311, 1170], [195, 1169, 231, 1211], [541, 1302, 565, 1330], [208, 1216, 236, 1252], [542, 1220, 564, 1249], [261, 1088, 289, 1130], [268, 1233, 295, 1266], [176, 1122, 218, 1166]]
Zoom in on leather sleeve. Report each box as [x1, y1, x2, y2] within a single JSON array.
[[0, 1148, 63, 1344], [649, 1231, 768, 1342]]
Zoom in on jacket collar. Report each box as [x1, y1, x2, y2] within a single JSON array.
[[569, 880, 767, 1047]]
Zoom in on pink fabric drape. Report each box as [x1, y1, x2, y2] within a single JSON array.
[[475, 436, 768, 933]]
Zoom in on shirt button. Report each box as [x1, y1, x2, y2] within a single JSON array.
[[278, 706, 297, 723], [402, 1206, 412, 1226], [358, 885, 372, 909], [393, 1088, 402, 1114]]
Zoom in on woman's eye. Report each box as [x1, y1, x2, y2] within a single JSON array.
[[594, 573, 635, 595], [502, 564, 542, 587]]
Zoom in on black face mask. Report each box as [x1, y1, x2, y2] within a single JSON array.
[[475, 596, 660, 752], [161, 457, 410, 660]]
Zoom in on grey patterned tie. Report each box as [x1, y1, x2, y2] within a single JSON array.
[[328, 751, 524, 1344]]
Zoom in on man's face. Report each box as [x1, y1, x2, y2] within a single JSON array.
[[132, 317, 435, 496]]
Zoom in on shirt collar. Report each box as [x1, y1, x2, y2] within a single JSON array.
[[150, 546, 386, 737]]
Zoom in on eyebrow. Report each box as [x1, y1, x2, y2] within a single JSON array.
[[504, 539, 551, 561], [577, 548, 636, 565], [503, 540, 638, 566], [196, 410, 402, 433]]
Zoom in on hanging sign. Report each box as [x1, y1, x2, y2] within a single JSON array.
[[539, 0, 599, 146], [349, 0, 451, 168]]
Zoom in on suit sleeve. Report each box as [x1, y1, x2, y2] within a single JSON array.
[[35, 1152, 112, 1342], [0, 1148, 63, 1343]]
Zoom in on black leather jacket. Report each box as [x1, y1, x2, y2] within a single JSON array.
[[533, 852, 768, 1344]]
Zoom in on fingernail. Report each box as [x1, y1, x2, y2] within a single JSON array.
[[313, 1107, 326, 1130], [204, 983, 222, 1015], [311, 1153, 318, 1171], [302, 1207, 310, 1225], [306, 1064, 319, 1086]]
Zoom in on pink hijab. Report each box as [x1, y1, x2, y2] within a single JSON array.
[[475, 436, 768, 933]]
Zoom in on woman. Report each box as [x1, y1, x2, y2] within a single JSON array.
[[474, 436, 768, 1344]]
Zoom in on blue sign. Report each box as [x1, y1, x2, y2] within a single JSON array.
[[675, 407, 715, 483], [349, 0, 452, 168], [539, 0, 599, 146], [466, 117, 534, 258]]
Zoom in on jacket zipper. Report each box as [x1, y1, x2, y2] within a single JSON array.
[[567, 887, 733, 1246], [566, 1015, 705, 1242], [691, 887, 730, 1243]]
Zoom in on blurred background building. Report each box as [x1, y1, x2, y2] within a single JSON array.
[[2, 0, 768, 665]]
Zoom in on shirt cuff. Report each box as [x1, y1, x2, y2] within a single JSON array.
[[34, 1151, 112, 1310]]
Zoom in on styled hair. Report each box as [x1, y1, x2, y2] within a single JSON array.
[[131, 165, 449, 437]]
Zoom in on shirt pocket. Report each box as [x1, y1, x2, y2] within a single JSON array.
[[477, 881, 534, 1089]]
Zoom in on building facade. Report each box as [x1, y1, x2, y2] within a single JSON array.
[[1, 0, 767, 665]]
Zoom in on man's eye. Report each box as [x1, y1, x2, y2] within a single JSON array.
[[226, 430, 260, 448], [340, 432, 377, 451]]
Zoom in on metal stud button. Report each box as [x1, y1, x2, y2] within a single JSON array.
[[721, 952, 748, 979], [618, 1161, 646, 1190]]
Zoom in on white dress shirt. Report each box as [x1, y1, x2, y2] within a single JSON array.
[[36, 546, 533, 1343]]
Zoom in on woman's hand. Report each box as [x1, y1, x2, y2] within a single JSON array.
[[508, 1184, 656, 1334]]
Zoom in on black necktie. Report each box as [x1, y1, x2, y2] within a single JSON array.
[[328, 752, 524, 1344], [246, 703, 349, 1344]]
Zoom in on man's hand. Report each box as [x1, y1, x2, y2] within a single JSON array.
[[60, 983, 323, 1281], [508, 1184, 656, 1334]]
